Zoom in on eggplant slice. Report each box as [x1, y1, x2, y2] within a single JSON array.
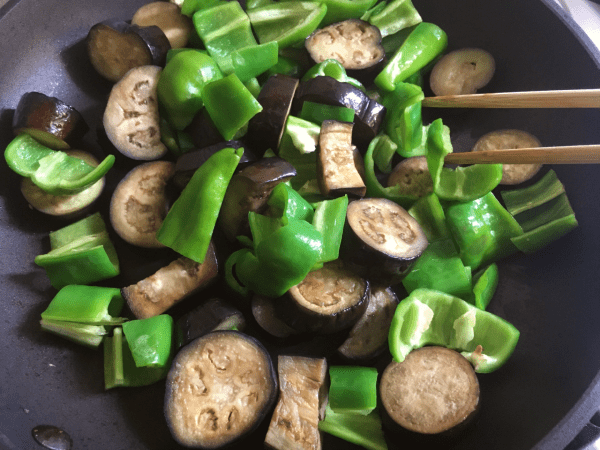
[[341, 197, 428, 284], [429, 48, 495, 97], [103, 65, 168, 160], [380, 346, 479, 440], [87, 20, 170, 83], [265, 355, 328, 450], [12, 92, 89, 150], [277, 259, 370, 334], [164, 330, 278, 449], [387, 156, 434, 198], [131, 1, 193, 49]]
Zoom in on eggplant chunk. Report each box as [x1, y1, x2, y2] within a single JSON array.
[[110, 160, 175, 248], [277, 259, 370, 334], [429, 48, 495, 96], [341, 198, 428, 284], [265, 355, 328, 450], [87, 20, 170, 83], [165, 331, 278, 449], [246, 74, 300, 155], [219, 157, 297, 241], [472, 129, 542, 185], [12, 92, 89, 150], [306, 19, 384, 71], [387, 156, 433, 198], [380, 346, 479, 440], [132, 1, 193, 49], [21, 149, 105, 219], [122, 244, 218, 319], [293, 76, 386, 146], [251, 295, 300, 339], [337, 285, 399, 361], [318, 120, 366, 198], [103, 65, 168, 160]]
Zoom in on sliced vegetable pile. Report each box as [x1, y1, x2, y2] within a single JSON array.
[[3, 0, 580, 449]]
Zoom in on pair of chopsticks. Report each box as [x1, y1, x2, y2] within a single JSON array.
[[422, 88, 600, 164]]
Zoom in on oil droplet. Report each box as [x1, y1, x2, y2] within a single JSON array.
[[31, 425, 72, 450]]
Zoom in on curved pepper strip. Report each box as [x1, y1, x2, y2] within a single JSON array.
[[388, 288, 520, 373], [366, 0, 422, 38], [304, 0, 378, 26], [231, 219, 323, 298], [157, 147, 243, 263], [302, 59, 364, 91], [5, 134, 114, 196], [407, 192, 451, 243], [122, 315, 174, 368], [471, 263, 499, 310], [267, 182, 315, 224], [381, 82, 424, 156], [426, 118, 503, 202]]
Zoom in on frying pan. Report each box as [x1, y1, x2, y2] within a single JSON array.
[[1, 0, 600, 449]]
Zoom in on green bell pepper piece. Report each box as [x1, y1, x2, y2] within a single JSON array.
[[181, 0, 224, 17], [388, 288, 520, 373], [299, 101, 355, 125], [445, 192, 524, 270], [366, 0, 422, 37], [157, 50, 223, 130], [381, 82, 425, 156], [5, 134, 114, 195], [262, 55, 304, 79], [104, 328, 169, 389], [471, 263, 499, 310], [402, 238, 473, 299], [35, 213, 120, 288], [157, 147, 243, 263], [501, 169, 566, 218], [40, 320, 107, 348], [375, 22, 447, 92], [267, 182, 315, 223], [328, 366, 378, 415], [232, 219, 323, 298], [426, 119, 503, 202], [319, 405, 388, 450], [122, 315, 174, 368], [165, 48, 208, 64], [247, 2, 328, 49], [407, 192, 451, 242], [302, 59, 364, 91], [230, 41, 279, 82], [202, 74, 263, 140], [311, 195, 348, 264], [244, 77, 262, 98], [248, 212, 284, 251], [293, 0, 378, 26], [277, 115, 320, 190], [363, 134, 419, 208], [193, 2, 257, 74]]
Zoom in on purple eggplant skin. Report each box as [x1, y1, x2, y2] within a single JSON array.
[[187, 108, 226, 150], [12, 92, 89, 150], [164, 330, 278, 449], [86, 19, 170, 83], [293, 76, 386, 147], [246, 74, 300, 155]]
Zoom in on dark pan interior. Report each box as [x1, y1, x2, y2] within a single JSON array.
[[1, 1, 600, 449]]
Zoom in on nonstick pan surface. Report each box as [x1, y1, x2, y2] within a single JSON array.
[[1, 1, 600, 449]]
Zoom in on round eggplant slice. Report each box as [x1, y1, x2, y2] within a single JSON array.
[[246, 74, 300, 155], [293, 76, 386, 146], [103, 65, 168, 160], [251, 295, 300, 340], [164, 330, 278, 449], [276, 259, 370, 334], [387, 156, 434, 198], [341, 197, 428, 284], [305, 20, 384, 71], [110, 160, 175, 248], [337, 285, 399, 362], [472, 129, 543, 185], [132, 2, 193, 49], [380, 346, 479, 441], [12, 92, 89, 150], [87, 20, 170, 83], [21, 149, 105, 219], [429, 48, 495, 96]]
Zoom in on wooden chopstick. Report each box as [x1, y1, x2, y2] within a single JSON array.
[[444, 145, 600, 165], [422, 89, 600, 108]]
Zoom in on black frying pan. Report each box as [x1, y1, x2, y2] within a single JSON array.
[[1, 1, 600, 449]]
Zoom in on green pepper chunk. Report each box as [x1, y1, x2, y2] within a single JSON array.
[[230, 41, 279, 82], [157, 50, 223, 130], [311, 195, 348, 264], [181, 0, 224, 17], [375, 22, 447, 92], [366, 0, 422, 37], [299, 101, 355, 125], [444, 192, 523, 271], [247, 2, 328, 49], [5, 134, 114, 195], [157, 147, 243, 263], [302, 59, 364, 91], [122, 315, 174, 368], [388, 288, 520, 373], [277, 115, 320, 190], [35, 212, 120, 288], [104, 328, 169, 389], [319, 405, 388, 450], [471, 263, 499, 310], [407, 192, 451, 242], [381, 82, 425, 156], [297, 0, 378, 26], [202, 74, 263, 140], [267, 182, 315, 223], [328, 366, 378, 414]]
